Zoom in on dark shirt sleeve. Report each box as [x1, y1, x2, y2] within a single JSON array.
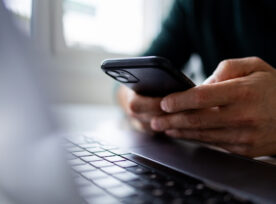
[[143, 0, 194, 70]]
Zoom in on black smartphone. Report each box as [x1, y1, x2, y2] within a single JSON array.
[[101, 56, 195, 97]]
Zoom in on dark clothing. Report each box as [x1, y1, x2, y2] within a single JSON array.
[[144, 0, 276, 77]]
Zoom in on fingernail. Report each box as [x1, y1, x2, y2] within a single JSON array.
[[151, 119, 161, 131], [161, 100, 169, 112]]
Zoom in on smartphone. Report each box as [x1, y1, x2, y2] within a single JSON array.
[[101, 56, 195, 97]]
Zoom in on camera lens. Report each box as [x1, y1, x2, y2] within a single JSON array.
[[121, 72, 131, 78], [116, 76, 128, 83], [117, 70, 139, 83], [106, 70, 120, 77]]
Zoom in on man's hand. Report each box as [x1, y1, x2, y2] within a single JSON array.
[[118, 86, 164, 134], [151, 57, 276, 157]]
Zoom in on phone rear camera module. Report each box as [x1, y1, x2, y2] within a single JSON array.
[[121, 72, 131, 78], [106, 70, 120, 77], [118, 70, 139, 83], [116, 76, 129, 83]]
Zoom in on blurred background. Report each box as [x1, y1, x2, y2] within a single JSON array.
[[4, 0, 203, 106]]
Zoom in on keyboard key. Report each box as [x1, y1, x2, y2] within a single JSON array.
[[144, 173, 166, 183], [95, 151, 115, 157], [165, 180, 176, 187], [167, 188, 182, 198], [82, 155, 102, 162], [101, 166, 126, 174], [196, 187, 218, 200], [87, 147, 105, 153], [108, 184, 136, 198], [73, 164, 96, 172], [110, 149, 131, 155], [69, 158, 85, 166], [186, 196, 205, 204], [101, 145, 118, 150], [82, 170, 107, 180], [79, 143, 101, 149], [114, 172, 139, 182], [85, 195, 121, 204], [67, 136, 251, 204], [79, 183, 106, 197], [73, 151, 92, 157], [91, 160, 114, 168], [152, 189, 165, 197], [93, 177, 122, 188], [195, 183, 205, 190], [121, 194, 152, 204], [149, 173, 158, 179], [164, 180, 183, 192], [126, 166, 151, 174], [131, 180, 159, 191], [171, 198, 185, 204], [115, 160, 138, 168], [184, 188, 193, 196], [105, 156, 126, 162], [128, 179, 149, 189]]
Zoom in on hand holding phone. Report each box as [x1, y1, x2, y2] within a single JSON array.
[[101, 56, 195, 134]]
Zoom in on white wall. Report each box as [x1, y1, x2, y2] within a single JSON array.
[[31, 0, 174, 105]]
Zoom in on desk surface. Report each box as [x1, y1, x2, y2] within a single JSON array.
[[55, 104, 276, 166]]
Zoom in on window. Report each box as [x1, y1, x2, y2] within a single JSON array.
[[63, 0, 146, 54], [3, 0, 32, 35]]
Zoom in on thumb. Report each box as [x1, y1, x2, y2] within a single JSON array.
[[203, 74, 216, 84], [204, 57, 270, 84]]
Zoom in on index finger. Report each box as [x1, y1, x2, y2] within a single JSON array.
[[161, 79, 239, 113], [128, 91, 163, 114]]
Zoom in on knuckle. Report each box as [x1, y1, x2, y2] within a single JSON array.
[[186, 114, 202, 128], [231, 115, 254, 128], [239, 85, 256, 100], [238, 133, 257, 147], [128, 109, 138, 118], [193, 89, 207, 108], [248, 117, 260, 128], [139, 114, 153, 123], [241, 113, 260, 128], [128, 97, 140, 114], [250, 56, 264, 64], [165, 119, 172, 129], [229, 117, 240, 127], [242, 115, 258, 127], [219, 59, 234, 71], [158, 117, 171, 130]]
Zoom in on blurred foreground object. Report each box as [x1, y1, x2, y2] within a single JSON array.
[[0, 2, 81, 204]]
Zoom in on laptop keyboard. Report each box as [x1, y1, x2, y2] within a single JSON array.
[[65, 136, 253, 204]]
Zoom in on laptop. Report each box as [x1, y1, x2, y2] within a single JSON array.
[[1, 2, 276, 204]]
